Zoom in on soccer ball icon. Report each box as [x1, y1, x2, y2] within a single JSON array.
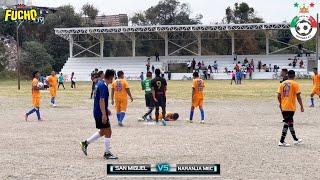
[[295, 19, 312, 36]]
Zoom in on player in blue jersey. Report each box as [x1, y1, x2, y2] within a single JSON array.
[[80, 69, 118, 160]]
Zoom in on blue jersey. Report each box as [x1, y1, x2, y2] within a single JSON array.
[[93, 80, 109, 119]]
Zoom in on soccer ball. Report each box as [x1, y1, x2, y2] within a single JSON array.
[[296, 20, 312, 36], [37, 82, 44, 89]]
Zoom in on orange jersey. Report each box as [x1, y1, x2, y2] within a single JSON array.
[[32, 78, 40, 98], [277, 80, 301, 112], [312, 74, 320, 90], [47, 75, 58, 89], [112, 79, 129, 100], [192, 78, 205, 99]]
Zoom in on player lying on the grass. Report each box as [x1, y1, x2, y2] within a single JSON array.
[[310, 68, 320, 107], [111, 71, 133, 126], [277, 70, 303, 147], [189, 72, 205, 124], [47, 71, 58, 107], [151, 69, 167, 126], [138, 112, 179, 122], [25, 71, 43, 121], [141, 71, 154, 121], [80, 69, 118, 160]]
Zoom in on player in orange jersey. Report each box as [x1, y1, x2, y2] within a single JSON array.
[[277, 70, 303, 147], [111, 71, 133, 126], [189, 72, 205, 123], [310, 68, 320, 107], [47, 71, 58, 107], [25, 71, 42, 121]]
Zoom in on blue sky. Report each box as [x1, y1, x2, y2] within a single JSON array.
[[30, 0, 319, 24]]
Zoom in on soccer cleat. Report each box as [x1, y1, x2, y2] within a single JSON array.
[[293, 139, 302, 145], [118, 122, 124, 127], [25, 114, 28, 122], [53, 104, 57, 107], [161, 119, 167, 126], [104, 152, 118, 160], [80, 141, 88, 156], [138, 117, 144, 122], [309, 105, 315, 108], [200, 120, 205, 124], [189, 120, 193, 123], [278, 141, 290, 147]]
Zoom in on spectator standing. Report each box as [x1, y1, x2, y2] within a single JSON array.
[[233, 52, 237, 63], [140, 72, 144, 81], [155, 51, 160, 61], [58, 73, 65, 89], [299, 60, 304, 68], [250, 59, 255, 72], [213, 61, 218, 73], [192, 58, 196, 70], [187, 61, 192, 73], [71, 72, 76, 89], [258, 61, 262, 72], [152, 65, 155, 73]]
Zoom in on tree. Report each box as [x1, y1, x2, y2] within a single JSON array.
[[131, 0, 202, 25], [224, 2, 264, 24], [82, 3, 99, 25], [0, 42, 8, 72], [20, 41, 53, 76]]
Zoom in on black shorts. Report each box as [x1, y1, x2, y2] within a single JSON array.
[[95, 117, 111, 129], [155, 95, 166, 108], [58, 82, 64, 85], [282, 111, 295, 124], [145, 93, 154, 107]]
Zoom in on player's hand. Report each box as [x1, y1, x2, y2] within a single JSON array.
[[102, 114, 107, 124], [111, 99, 114, 105], [107, 109, 112, 116], [301, 106, 304, 112], [153, 98, 158, 102], [279, 104, 282, 111], [130, 97, 133, 102]]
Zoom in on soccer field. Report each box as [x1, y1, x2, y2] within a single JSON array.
[[1, 79, 320, 179]]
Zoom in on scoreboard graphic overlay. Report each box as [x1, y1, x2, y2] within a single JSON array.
[[107, 163, 220, 176]]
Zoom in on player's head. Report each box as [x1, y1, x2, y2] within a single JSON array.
[[51, 71, 56, 76], [104, 69, 115, 83], [281, 69, 288, 77], [60, 73, 63, 76], [172, 113, 179, 121], [313, 68, 318, 74], [146, 71, 152, 78], [117, 71, 124, 79], [98, 71, 104, 79], [32, 71, 40, 78], [155, 69, 161, 77], [95, 68, 98, 72], [193, 72, 199, 79], [72, 72, 74, 75], [288, 70, 295, 79]]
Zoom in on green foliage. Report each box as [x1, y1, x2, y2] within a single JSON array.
[[131, 0, 202, 25], [224, 2, 264, 24], [20, 41, 53, 76], [0, 42, 8, 72]]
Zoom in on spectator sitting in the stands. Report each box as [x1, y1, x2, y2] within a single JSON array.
[[299, 60, 304, 68]]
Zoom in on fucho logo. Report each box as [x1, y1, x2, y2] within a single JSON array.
[[290, 3, 317, 41], [3, 4, 49, 24]]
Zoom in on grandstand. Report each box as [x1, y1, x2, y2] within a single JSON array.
[[61, 54, 309, 81], [55, 23, 316, 80]]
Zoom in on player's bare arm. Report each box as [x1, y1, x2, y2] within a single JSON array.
[[297, 93, 304, 112], [277, 93, 282, 111], [126, 88, 133, 102], [99, 98, 107, 124], [152, 87, 157, 102], [111, 88, 115, 105]]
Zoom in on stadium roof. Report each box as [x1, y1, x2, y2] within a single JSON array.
[[54, 23, 290, 36]]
